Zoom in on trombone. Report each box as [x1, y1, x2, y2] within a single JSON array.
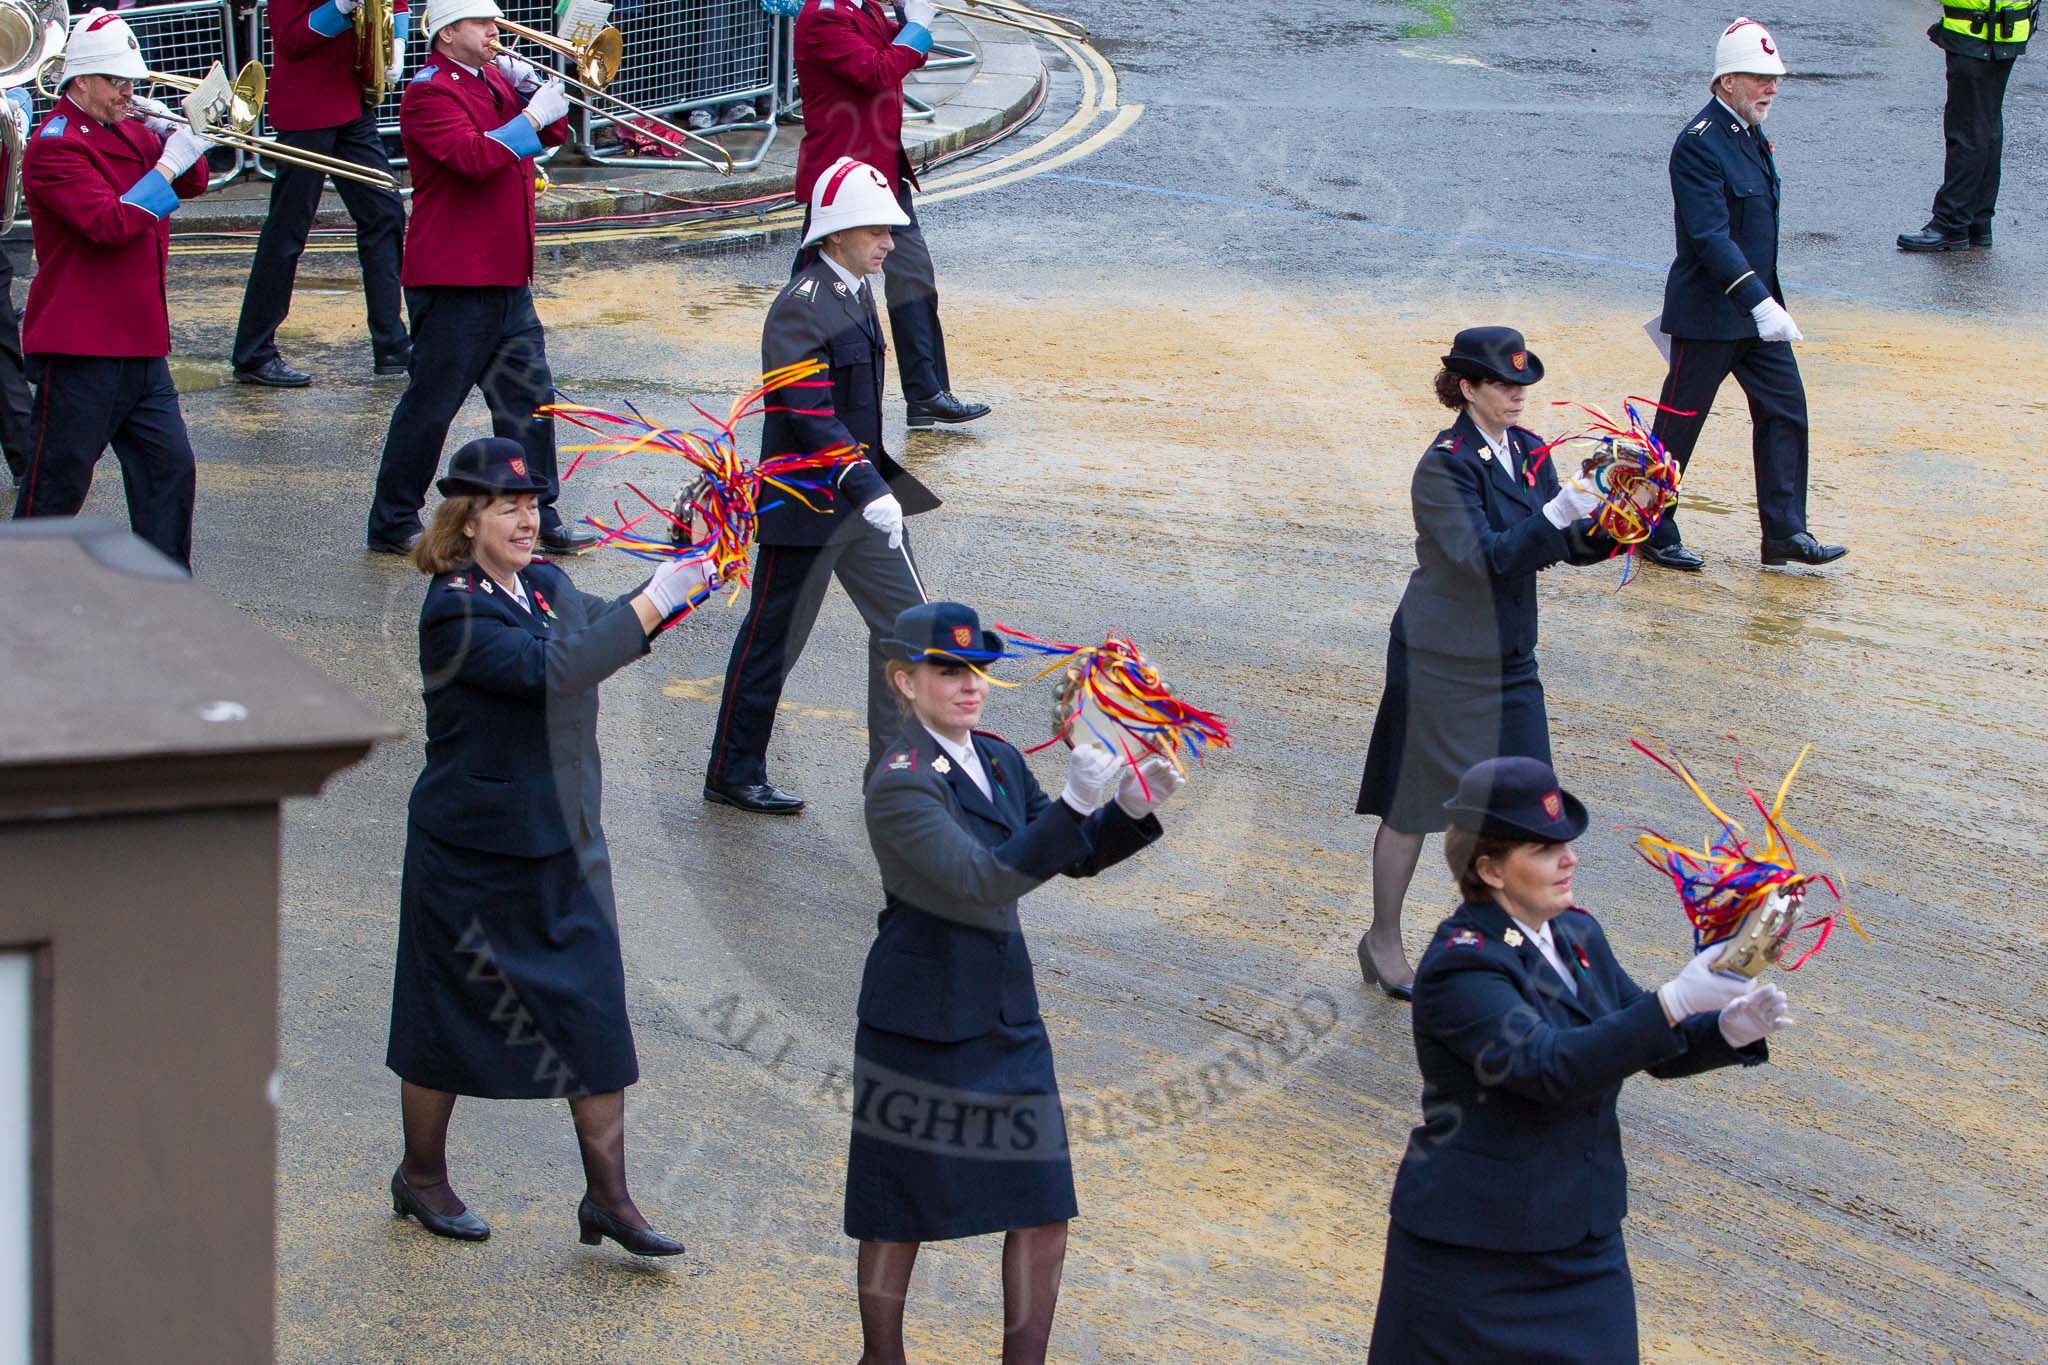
[[936, 0, 1089, 42], [488, 19, 733, 175], [38, 58, 399, 190]]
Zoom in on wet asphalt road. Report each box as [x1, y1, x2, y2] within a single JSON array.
[[22, 2, 2047, 1360]]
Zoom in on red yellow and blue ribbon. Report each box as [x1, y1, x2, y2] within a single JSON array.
[[1530, 398, 1686, 587], [539, 360, 857, 595], [1628, 734, 1867, 969]]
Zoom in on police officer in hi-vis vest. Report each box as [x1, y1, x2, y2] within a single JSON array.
[[1897, 0, 2033, 251]]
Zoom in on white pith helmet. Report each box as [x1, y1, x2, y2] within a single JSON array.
[[802, 157, 910, 248], [1714, 16, 1787, 80], [424, 0, 504, 42], [59, 8, 148, 89]]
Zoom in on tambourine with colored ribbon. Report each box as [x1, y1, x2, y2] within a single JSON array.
[[1628, 734, 1867, 975], [540, 359, 856, 593], [993, 626, 1231, 777], [1530, 398, 1687, 586]]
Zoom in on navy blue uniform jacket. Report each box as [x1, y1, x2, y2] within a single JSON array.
[[408, 559, 650, 858], [858, 727, 1160, 1043], [1388, 413, 1610, 661], [1661, 98, 1784, 341], [759, 254, 938, 547], [1389, 900, 1767, 1254]]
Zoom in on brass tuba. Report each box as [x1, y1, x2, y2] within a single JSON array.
[[354, 0, 394, 106], [0, 0, 66, 234]]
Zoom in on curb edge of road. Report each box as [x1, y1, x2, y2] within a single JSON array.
[[174, 17, 1050, 237]]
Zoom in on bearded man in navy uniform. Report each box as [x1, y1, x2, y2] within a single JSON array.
[[1642, 17, 1846, 574]]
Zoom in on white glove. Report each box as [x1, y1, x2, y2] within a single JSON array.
[[493, 51, 542, 94], [1114, 753, 1183, 819], [902, 0, 938, 28], [155, 126, 212, 180], [642, 556, 716, 616], [1718, 980, 1795, 1049], [390, 35, 407, 79], [3, 89, 28, 139], [333, 0, 361, 13], [1657, 942, 1753, 1023], [129, 95, 179, 139], [523, 77, 569, 130], [1750, 297, 1803, 344], [861, 492, 905, 549], [1060, 742, 1121, 814], [1542, 471, 1604, 530]]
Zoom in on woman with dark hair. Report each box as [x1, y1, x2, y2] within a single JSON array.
[[1368, 756, 1794, 1363], [385, 436, 713, 1256], [846, 601, 1178, 1365], [1354, 326, 1616, 998]]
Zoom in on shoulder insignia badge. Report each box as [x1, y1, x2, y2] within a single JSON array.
[[1433, 434, 1459, 453], [445, 574, 470, 592], [886, 749, 917, 772], [1686, 118, 1709, 136], [1503, 927, 1525, 948], [1450, 928, 1483, 950], [932, 755, 952, 775], [413, 65, 439, 83], [793, 277, 817, 301], [39, 116, 65, 138]]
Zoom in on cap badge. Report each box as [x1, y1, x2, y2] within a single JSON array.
[[508, 456, 527, 477], [1510, 351, 1527, 371], [951, 625, 974, 647], [1503, 928, 1525, 948], [1542, 790, 1563, 821]]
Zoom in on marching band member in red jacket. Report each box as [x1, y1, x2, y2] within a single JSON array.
[[228, 0, 412, 387], [364, 0, 598, 556], [794, 0, 990, 430], [10, 8, 211, 571]]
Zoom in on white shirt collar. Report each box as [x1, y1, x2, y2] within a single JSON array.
[[820, 251, 870, 299], [922, 725, 991, 798], [1714, 94, 1751, 129], [485, 569, 530, 612], [1512, 915, 1578, 996], [1472, 420, 1515, 479]]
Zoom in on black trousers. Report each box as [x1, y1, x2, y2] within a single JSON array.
[[11, 354, 195, 570], [232, 111, 407, 371], [367, 284, 565, 542], [705, 528, 925, 788], [1930, 51, 2016, 235], [793, 182, 949, 401], [1648, 335, 1809, 546], [0, 241, 30, 481]]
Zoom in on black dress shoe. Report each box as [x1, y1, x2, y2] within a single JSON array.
[[391, 1170, 489, 1241], [1640, 541, 1706, 572], [373, 351, 413, 377], [1761, 532, 1847, 567], [366, 529, 423, 556], [234, 357, 312, 388], [538, 523, 601, 555], [1970, 224, 1993, 248], [703, 780, 805, 814], [1356, 935, 1414, 1002], [905, 390, 992, 428], [577, 1195, 685, 1257], [1897, 225, 1972, 253]]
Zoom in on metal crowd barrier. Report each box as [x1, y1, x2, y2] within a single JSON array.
[[248, 0, 777, 173], [30, 0, 249, 184]]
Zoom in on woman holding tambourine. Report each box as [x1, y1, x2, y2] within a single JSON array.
[[1354, 326, 1617, 998], [844, 602, 1179, 1365]]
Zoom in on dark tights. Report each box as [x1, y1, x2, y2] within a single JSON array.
[[1360, 823, 1425, 988], [397, 1081, 650, 1228], [856, 1222, 1068, 1365]]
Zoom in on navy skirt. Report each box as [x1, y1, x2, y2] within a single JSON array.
[[1356, 637, 1552, 834], [844, 1016, 1077, 1242], [1367, 1223, 1638, 1364], [386, 822, 638, 1099]]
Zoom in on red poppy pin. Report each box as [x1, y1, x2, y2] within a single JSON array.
[[533, 589, 557, 620], [1574, 943, 1591, 971], [509, 456, 527, 477], [1542, 790, 1563, 821], [951, 625, 974, 648], [1510, 351, 1527, 371]]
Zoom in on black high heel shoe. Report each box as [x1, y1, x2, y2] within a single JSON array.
[[577, 1194, 685, 1258], [390, 1169, 490, 1241], [1357, 935, 1415, 1002]]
